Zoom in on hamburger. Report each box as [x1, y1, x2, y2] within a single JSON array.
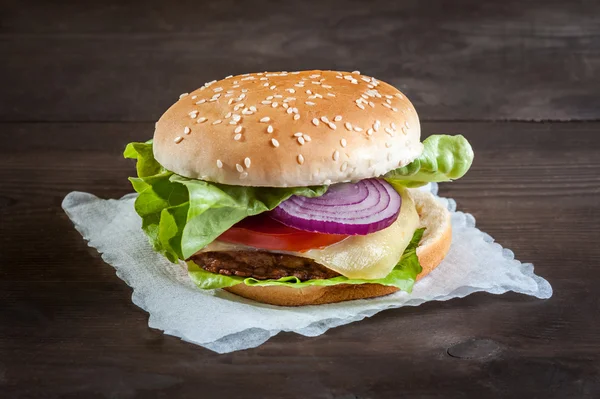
[[124, 70, 473, 306]]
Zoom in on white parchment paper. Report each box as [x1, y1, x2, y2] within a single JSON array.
[[62, 184, 552, 353]]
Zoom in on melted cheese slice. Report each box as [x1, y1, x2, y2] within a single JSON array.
[[199, 188, 419, 280]]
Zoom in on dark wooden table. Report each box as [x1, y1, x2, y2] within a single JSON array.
[[2, 1, 600, 398]]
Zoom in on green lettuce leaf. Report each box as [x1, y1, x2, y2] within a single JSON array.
[[124, 141, 327, 261], [187, 228, 425, 292], [384, 134, 474, 187]]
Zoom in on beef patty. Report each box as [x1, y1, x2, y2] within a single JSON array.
[[190, 251, 340, 281]]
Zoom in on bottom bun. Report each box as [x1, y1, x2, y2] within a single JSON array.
[[225, 189, 452, 306]]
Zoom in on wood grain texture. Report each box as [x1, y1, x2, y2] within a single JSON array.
[[1, 0, 599, 122], [1, 122, 600, 398]]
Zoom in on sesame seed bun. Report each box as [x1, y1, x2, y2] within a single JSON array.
[[153, 70, 422, 187], [224, 189, 452, 306]]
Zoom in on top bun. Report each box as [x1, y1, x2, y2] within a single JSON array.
[[153, 70, 422, 187]]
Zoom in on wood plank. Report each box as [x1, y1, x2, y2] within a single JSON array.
[[2, 122, 600, 397], [1, 0, 599, 122]]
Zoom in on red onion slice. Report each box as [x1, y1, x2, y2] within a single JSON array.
[[270, 179, 402, 235]]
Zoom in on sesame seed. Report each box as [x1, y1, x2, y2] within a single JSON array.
[[240, 172, 248, 179], [174, 136, 183, 143], [382, 102, 392, 109], [234, 133, 242, 141], [395, 93, 404, 99], [341, 161, 348, 171], [293, 114, 300, 120], [309, 74, 321, 78], [286, 107, 293, 114], [244, 157, 251, 168], [334, 115, 342, 122], [361, 94, 369, 99], [320, 116, 329, 123], [271, 138, 280, 147], [241, 89, 248, 93], [356, 103, 365, 110], [304, 134, 311, 142], [344, 75, 353, 80], [274, 94, 283, 99], [231, 114, 240, 122], [212, 93, 221, 99], [369, 102, 375, 108], [353, 126, 363, 132], [228, 98, 234, 105], [212, 120, 222, 125], [294, 132, 303, 137], [232, 84, 240, 88], [292, 107, 298, 114], [197, 117, 207, 123], [324, 179, 332, 184], [236, 164, 244, 173], [306, 90, 312, 95], [374, 120, 381, 131], [367, 128, 374, 135], [209, 98, 218, 102], [249, 106, 257, 112], [384, 127, 394, 135], [391, 122, 397, 130], [191, 95, 197, 100], [328, 122, 337, 130], [312, 118, 319, 126], [260, 77, 268, 80], [196, 99, 206, 105], [179, 93, 189, 99], [267, 125, 274, 133], [270, 85, 277, 90], [272, 102, 279, 108], [189, 111, 198, 118], [311, 81, 321, 85], [294, 84, 303, 87], [352, 70, 361, 74], [341, 138, 347, 147], [229, 121, 237, 125], [367, 84, 374, 89], [184, 126, 191, 135], [332, 150, 339, 161], [386, 142, 392, 148], [234, 125, 243, 134], [297, 154, 305, 165], [216, 159, 223, 168], [213, 87, 223, 92], [305, 101, 316, 106], [262, 100, 271, 105], [287, 88, 296, 93], [267, 96, 274, 100], [344, 122, 352, 131], [386, 99, 392, 105], [327, 92, 336, 97], [322, 85, 332, 89], [392, 107, 399, 112], [405, 121, 410, 128], [260, 117, 270, 123], [297, 137, 305, 145], [263, 83, 269, 87]]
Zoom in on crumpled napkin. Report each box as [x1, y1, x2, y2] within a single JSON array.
[[62, 183, 552, 353]]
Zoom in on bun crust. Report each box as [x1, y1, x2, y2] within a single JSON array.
[[153, 70, 422, 187], [225, 189, 452, 306]]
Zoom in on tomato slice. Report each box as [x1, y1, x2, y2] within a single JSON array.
[[218, 213, 348, 252]]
